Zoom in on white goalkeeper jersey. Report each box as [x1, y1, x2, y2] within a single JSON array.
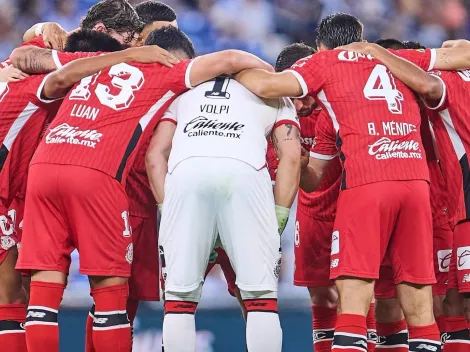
[[162, 77, 299, 172]]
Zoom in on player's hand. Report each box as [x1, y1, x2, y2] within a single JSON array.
[[337, 42, 374, 55], [0, 65, 29, 82], [275, 205, 290, 235], [442, 39, 470, 49], [300, 146, 309, 169], [124, 46, 180, 67], [42, 22, 68, 51]]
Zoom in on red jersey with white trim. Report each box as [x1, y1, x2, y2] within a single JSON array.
[[32, 59, 193, 185], [287, 49, 433, 189]]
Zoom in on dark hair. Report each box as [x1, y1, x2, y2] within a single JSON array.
[[145, 26, 196, 59], [375, 38, 405, 50], [316, 12, 363, 49], [81, 0, 143, 43], [135, 0, 177, 25], [275, 43, 316, 72], [402, 40, 426, 50], [64, 29, 124, 52]]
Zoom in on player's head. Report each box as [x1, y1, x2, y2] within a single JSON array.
[[375, 38, 406, 50], [64, 29, 124, 52], [402, 40, 426, 50], [276, 43, 317, 117], [81, 0, 143, 46], [145, 26, 196, 60], [316, 12, 364, 51], [135, 1, 178, 43]]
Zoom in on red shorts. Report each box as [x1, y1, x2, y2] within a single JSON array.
[[128, 216, 160, 301], [294, 208, 334, 287], [452, 221, 470, 293], [16, 164, 132, 277], [331, 180, 435, 285], [205, 247, 237, 297], [0, 196, 25, 265]]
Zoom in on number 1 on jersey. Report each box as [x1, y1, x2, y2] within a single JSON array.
[[364, 65, 404, 114], [121, 210, 131, 237]]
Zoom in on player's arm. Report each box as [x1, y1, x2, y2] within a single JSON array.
[[235, 69, 303, 99], [10, 46, 61, 73], [0, 65, 28, 82], [41, 46, 178, 99], [299, 157, 331, 193], [145, 122, 176, 205], [188, 50, 274, 87], [23, 22, 68, 50]]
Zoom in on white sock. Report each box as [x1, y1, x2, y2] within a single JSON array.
[[162, 314, 196, 352], [246, 311, 282, 352]]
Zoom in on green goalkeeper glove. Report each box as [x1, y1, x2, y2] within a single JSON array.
[[158, 203, 163, 212], [275, 205, 290, 235]]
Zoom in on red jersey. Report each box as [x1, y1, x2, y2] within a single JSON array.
[[287, 49, 433, 189], [126, 138, 156, 218], [32, 59, 193, 185]]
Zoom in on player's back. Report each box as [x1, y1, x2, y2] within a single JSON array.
[[165, 77, 297, 172], [32, 59, 192, 184], [289, 49, 429, 188]]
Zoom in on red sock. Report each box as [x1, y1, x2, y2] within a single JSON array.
[[25, 281, 65, 352], [0, 304, 27, 352], [332, 314, 367, 352], [91, 284, 131, 352], [444, 316, 470, 352], [367, 303, 377, 352], [85, 304, 95, 352], [376, 319, 408, 352], [408, 323, 441, 352], [312, 305, 336, 352]]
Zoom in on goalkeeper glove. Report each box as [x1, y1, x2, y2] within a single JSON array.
[[158, 203, 163, 212], [275, 205, 290, 235]]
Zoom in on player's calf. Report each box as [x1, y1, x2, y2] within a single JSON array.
[[308, 286, 338, 352], [375, 298, 408, 352], [442, 289, 470, 352]]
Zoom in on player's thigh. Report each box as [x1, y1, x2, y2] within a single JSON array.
[[129, 215, 159, 301], [433, 223, 453, 296], [389, 180, 435, 285], [15, 164, 73, 274], [217, 163, 280, 292], [58, 165, 132, 278], [331, 182, 399, 281], [294, 209, 334, 287], [160, 159, 218, 292]]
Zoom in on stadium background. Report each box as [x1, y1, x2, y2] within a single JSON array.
[[2, 0, 469, 350]]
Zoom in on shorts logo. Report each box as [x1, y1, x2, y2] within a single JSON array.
[[331, 231, 339, 255], [457, 246, 470, 270], [274, 250, 282, 279], [294, 221, 300, 247], [462, 274, 470, 283], [330, 258, 339, 268], [0, 235, 16, 251], [437, 249, 452, 272], [125, 243, 133, 264]]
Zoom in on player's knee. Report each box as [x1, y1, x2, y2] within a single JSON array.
[[308, 286, 338, 308], [88, 276, 127, 289], [336, 277, 374, 315], [375, 298, 404, 323], [164, 285, 203, 315], [240, 290, 278, 314]]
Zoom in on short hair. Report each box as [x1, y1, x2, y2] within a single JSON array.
[[64, 29, 124, 52], [145, 26, 196, 59], [316, 12, 363, 49], [375, 38, 406, 50], [275, 43, 316, 72], [135, 1, 177, 25], [81, 0, 143, 43], [402, 40, 426, 50]]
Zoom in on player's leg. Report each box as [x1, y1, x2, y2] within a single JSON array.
[[294, 210, 338, 352], [159, 158, 218, 352], [15, 164, 73, 352], [391, 181, 441, 352], [216, 160, 282, 352], [375, 264, 409, 352]]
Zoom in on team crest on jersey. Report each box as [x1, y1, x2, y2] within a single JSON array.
[[125, 243, 133, 264], [0, 235, 16, 250], [273, 250, 282, 279]]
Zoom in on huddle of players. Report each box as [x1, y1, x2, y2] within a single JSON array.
[[0, 1, 470, 352]]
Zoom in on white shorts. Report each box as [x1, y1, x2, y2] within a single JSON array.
[[159, 157, 280, 294]]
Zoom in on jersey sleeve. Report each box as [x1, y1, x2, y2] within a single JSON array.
[[310, 110, 338, 160], [419, 71, 448, 111], [284, 54, 328, 98], [160, 98, 179, 125], [395, 48, 436, 71], [19, 36, 47, 49], [165, 58, 195, 92], [32, 73, 63, 106], [273, 97, 300, 130], [53, 51, 101, 68]]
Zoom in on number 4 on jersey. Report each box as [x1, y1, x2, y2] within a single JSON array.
[[364, 65, 404, 114]]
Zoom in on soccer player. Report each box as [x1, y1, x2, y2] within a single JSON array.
[[339, 40, 470, 352], [135, 0, 178, 43], [15, 26, 272, 352], [146, 39, 300, 352], [0, 29, 127, 352]]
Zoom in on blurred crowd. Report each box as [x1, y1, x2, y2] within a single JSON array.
[[1, 0, 470, 62]]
